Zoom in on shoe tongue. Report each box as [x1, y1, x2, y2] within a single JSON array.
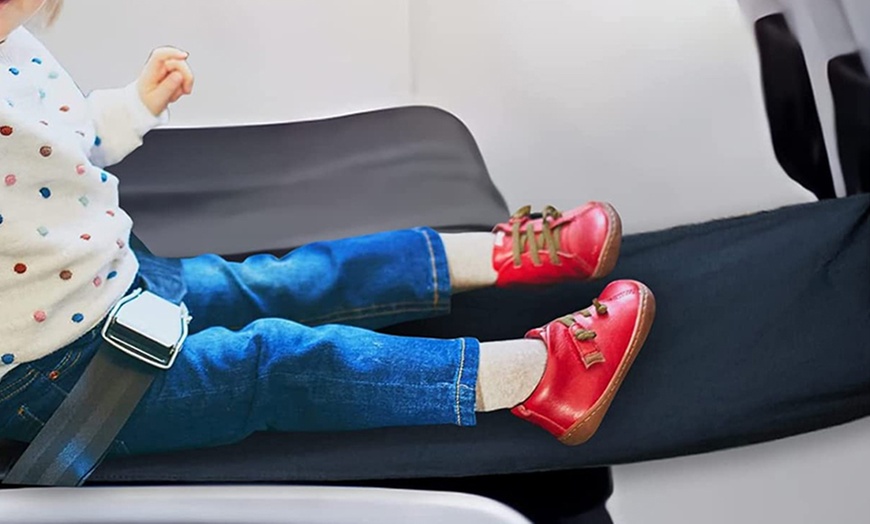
[[573, 312, 594, 329]]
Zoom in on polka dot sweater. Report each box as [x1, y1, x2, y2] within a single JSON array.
[[0, 28, 167, 381]]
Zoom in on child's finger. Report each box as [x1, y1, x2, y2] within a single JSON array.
[[147, 46, 189, 64], [169, 86, 185, 103], [142, 47, 189, 86], [151, 71, 185, 107], [163, 59, 195, 94]]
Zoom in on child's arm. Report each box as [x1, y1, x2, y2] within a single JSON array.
[[87, 47, 194, 168], [85, 82, 167, 168]]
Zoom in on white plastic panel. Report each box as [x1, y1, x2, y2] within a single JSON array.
[[0, 486, 531, 524]]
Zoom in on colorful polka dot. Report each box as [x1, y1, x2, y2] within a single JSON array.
[[100, 172, 108, 183], [5, 99, 13, 108], [0, 214, 3, 226], [71, 313, 84, 324], [117, 239, 126, 249], [39, 120, 48, 126], [76, 164, 86, 175], [94, 136, 102, 147], [0, 126, 12, 136], [48, 71, 59, 79], [79, 196, 89, 207], [1, 354, 14, 365], [5, 174, 17, 186], [75, 130, 85, 137], [37, 226, 49, 237], [39, 145, 52, 157], [93, 276, 102, 287], [106, 210, 115, 217], [13, 263, 27, 274], [59, 105, 70, 113], [59, 270, 72, 280], [38, 89, 46, 99], [80, 233, 92, 241], [33, 310, 47, 323], [31, 57, 43, 65], [39, 187, 51, 199], [107, 271, 118, 280], [8, 68, 19, 76]]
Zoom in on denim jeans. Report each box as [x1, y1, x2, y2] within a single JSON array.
[[0, 228, 480, 456]]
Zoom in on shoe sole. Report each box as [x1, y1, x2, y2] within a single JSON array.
[[557, 282, 656, 446], [589, 203, 622, 280]]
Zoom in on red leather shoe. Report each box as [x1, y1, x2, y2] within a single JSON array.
[[492, 203, 622, 287], [512, 280, 656, 445]]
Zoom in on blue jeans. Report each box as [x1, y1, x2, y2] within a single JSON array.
[[0, 228, 480, 456]]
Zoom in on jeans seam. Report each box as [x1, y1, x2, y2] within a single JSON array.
[[0, 369, 39, 403], [419, 228, 440, 308], [50, 350, 75, 376], [298, 301, 448, 326], [151, 374, 460, 403], [55, 345, 84, 377], [315, 305, 449, 325], [455, 338, 466, 426], [30, 346, 86, 396], [17, 403, 45, 426]]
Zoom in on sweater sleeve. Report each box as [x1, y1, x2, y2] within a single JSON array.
[[85, 82, 169, 168]]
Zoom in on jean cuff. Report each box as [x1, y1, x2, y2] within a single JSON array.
[[415, 227, 452, 311], [454, 337, 480, 427]]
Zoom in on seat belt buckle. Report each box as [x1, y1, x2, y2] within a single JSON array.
[[101, 288, 192, 370]]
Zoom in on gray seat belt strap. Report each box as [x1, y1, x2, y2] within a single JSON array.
[[2, 344, 156, 486]]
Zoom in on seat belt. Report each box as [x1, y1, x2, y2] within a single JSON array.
[[2, 289, 191, 487], [2, 346, 156, 486]]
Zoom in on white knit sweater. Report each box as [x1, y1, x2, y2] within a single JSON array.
[[0, 28, 167, 382]]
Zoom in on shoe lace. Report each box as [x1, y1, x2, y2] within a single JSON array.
[[556, 299, 609, 367], [511, 205, 564, 267], [557, 299, 609, 340]]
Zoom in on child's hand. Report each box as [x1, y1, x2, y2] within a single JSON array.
[[137, 47, 195, 117]]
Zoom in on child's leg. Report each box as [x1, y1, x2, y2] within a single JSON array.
[[439, 232, 498, 292], [108, 280, 651, 455], [0, 281, 651, 454], [112, 318, 537, 456], [180, 228, 454, 332], [178, 203, 623, 333]]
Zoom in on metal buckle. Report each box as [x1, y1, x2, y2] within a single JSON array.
[[101, 288, 192, 370]]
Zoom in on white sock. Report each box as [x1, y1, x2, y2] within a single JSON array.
[[475, 339, 548, 412], [440, 232, 498, 293]]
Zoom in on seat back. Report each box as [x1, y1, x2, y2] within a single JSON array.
[[739, 0, 870, 198], [110, 106, 509, 259]]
